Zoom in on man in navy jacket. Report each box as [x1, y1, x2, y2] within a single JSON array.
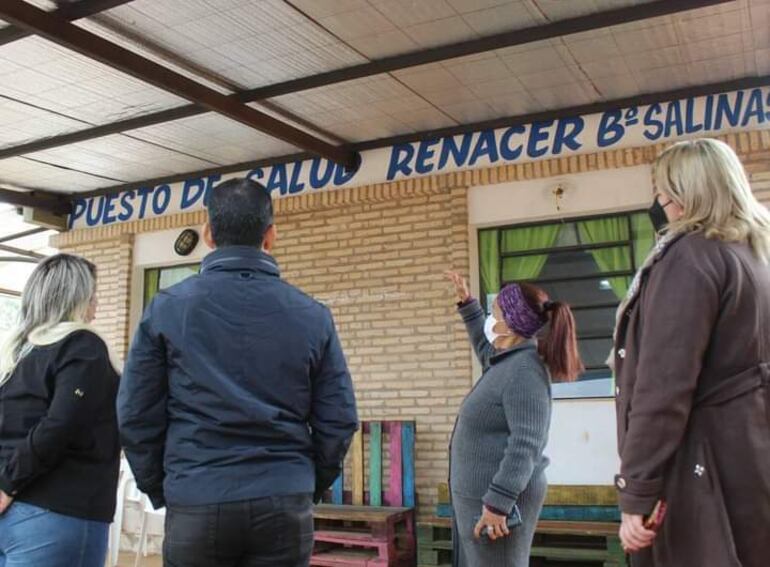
[[118, 178, 358, 567]]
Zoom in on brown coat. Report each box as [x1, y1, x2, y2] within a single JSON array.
[[614, 232, 770, 567]]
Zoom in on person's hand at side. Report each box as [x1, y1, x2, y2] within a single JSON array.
[[620, 512, 657, 553], [445, 271, 470, 303], [0, 490, 13, 515], [473, 506, 510, 541]]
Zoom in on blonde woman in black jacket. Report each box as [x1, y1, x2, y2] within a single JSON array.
[[0, 254, 120, 567]]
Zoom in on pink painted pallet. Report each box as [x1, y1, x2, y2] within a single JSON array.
[[312, 420, 417, 567], [312, 506, 415, 567]]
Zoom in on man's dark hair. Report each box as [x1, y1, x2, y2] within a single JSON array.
[[207, 178, 273, 247]]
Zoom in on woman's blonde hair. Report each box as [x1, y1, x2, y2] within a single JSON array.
[[653, 138, 770, 264], [0, 254, 96, 385]]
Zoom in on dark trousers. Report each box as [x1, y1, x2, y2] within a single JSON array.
[[163, 494, 314, 567]]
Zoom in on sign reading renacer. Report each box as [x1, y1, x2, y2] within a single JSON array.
[[70, 87, 770, 229]]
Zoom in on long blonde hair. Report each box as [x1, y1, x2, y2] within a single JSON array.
[[0, 254, 96, 386], [653, 138, 770, 264]]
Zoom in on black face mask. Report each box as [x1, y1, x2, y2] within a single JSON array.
[[648, 198, 672, 233]]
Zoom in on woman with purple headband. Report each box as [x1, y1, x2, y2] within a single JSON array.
[[445, 271, 582, 567]]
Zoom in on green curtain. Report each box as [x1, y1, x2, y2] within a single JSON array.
[[479, 230, 500, 302], [577, 218, 632, 299], [143, 269, 160, 309], [631, 213, 655, 268], [501, 225, 561, 281]]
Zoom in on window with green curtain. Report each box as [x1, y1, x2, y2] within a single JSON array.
[[479, 224, 561, 303], [577, 217, 632, 299], [501, 225, 561, 281], [477, 210, 657, 396], [143, 264, 200, 309]]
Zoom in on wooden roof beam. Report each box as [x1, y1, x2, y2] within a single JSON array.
[[0, 243, 44, 260], [0, 187, 72, 216], [0, 0, 134, 46], [0, 227, 48, 244]]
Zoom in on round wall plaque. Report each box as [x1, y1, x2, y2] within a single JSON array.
[[174, 229, 199, 256]]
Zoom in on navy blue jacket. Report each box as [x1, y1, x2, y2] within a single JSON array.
[[118, 247, 358, 508]]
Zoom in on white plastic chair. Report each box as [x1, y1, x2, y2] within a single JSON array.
[[109, 458, 166, 567], [133, 492, 165, 567], [109, 458, 134, 566]]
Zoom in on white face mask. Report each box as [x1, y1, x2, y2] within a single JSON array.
[[484, 313, 511, 344]]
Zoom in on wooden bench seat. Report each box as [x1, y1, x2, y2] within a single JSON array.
[[417, 517, 624, 567], [315, 505, 413, 524], [312, 549, 380, 567], [536, 520, 619, 536], [531, 520, 623, 567]]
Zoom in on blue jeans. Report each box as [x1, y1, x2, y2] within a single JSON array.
[[0, 501, 108, 567]]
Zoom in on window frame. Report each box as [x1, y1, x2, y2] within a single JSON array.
[[143, 262, 201, 309], [478, 209, 651, 392]]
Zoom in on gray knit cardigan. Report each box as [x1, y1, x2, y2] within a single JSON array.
[[449, 299, 552, 514]]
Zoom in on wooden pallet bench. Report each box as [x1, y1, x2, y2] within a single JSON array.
[[416, 518, 452, 567], [312, 421, 416, 567], [423, 484, 624, 566], [531, 521, 624, 567], [416, 518, 622, 567]]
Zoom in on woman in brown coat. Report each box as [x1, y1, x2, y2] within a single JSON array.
[[613, 138, 770, 567]]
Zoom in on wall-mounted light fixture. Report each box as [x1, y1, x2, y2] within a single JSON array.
[[174, 229, 199, 256]]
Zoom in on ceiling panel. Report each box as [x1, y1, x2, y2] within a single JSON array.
[[440, 100, 498, 123], [0, 157, 113, 192], [0, 96, 87, 147], [562, 32, 620, 64], [24, 135, 216, 183], [345, 29, 419, 59], [500, 43, 568, 74], [0, 35, 188, 126], [468, 76, 527, 99], [446, 0, 523, 14], [130, 112, 300, 164], [585, 74, 641, 99], [287, 0, 369, 19], [461, 2, 540, 35], [370, 0, 457, 28], [401, 15, 477, 48], [79, 0, 368, 92], [318, 5, 396, 41]]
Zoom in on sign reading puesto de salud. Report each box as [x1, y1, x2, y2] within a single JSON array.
[[71, 87, 770, 229]]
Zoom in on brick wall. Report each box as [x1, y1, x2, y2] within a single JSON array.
[[273, 184, 471, 516], [56, 234, 134, 362]]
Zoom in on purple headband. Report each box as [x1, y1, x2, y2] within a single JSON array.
[[497, 283, 547, 339]]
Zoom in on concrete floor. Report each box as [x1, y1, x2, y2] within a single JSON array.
[[115, 552, 163, 567]]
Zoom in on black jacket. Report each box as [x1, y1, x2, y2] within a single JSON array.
[[0, 330, 120, 522], [118, 247, 358, 508]]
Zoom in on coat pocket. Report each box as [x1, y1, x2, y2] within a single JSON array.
[[656, 439, 742, 567]]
